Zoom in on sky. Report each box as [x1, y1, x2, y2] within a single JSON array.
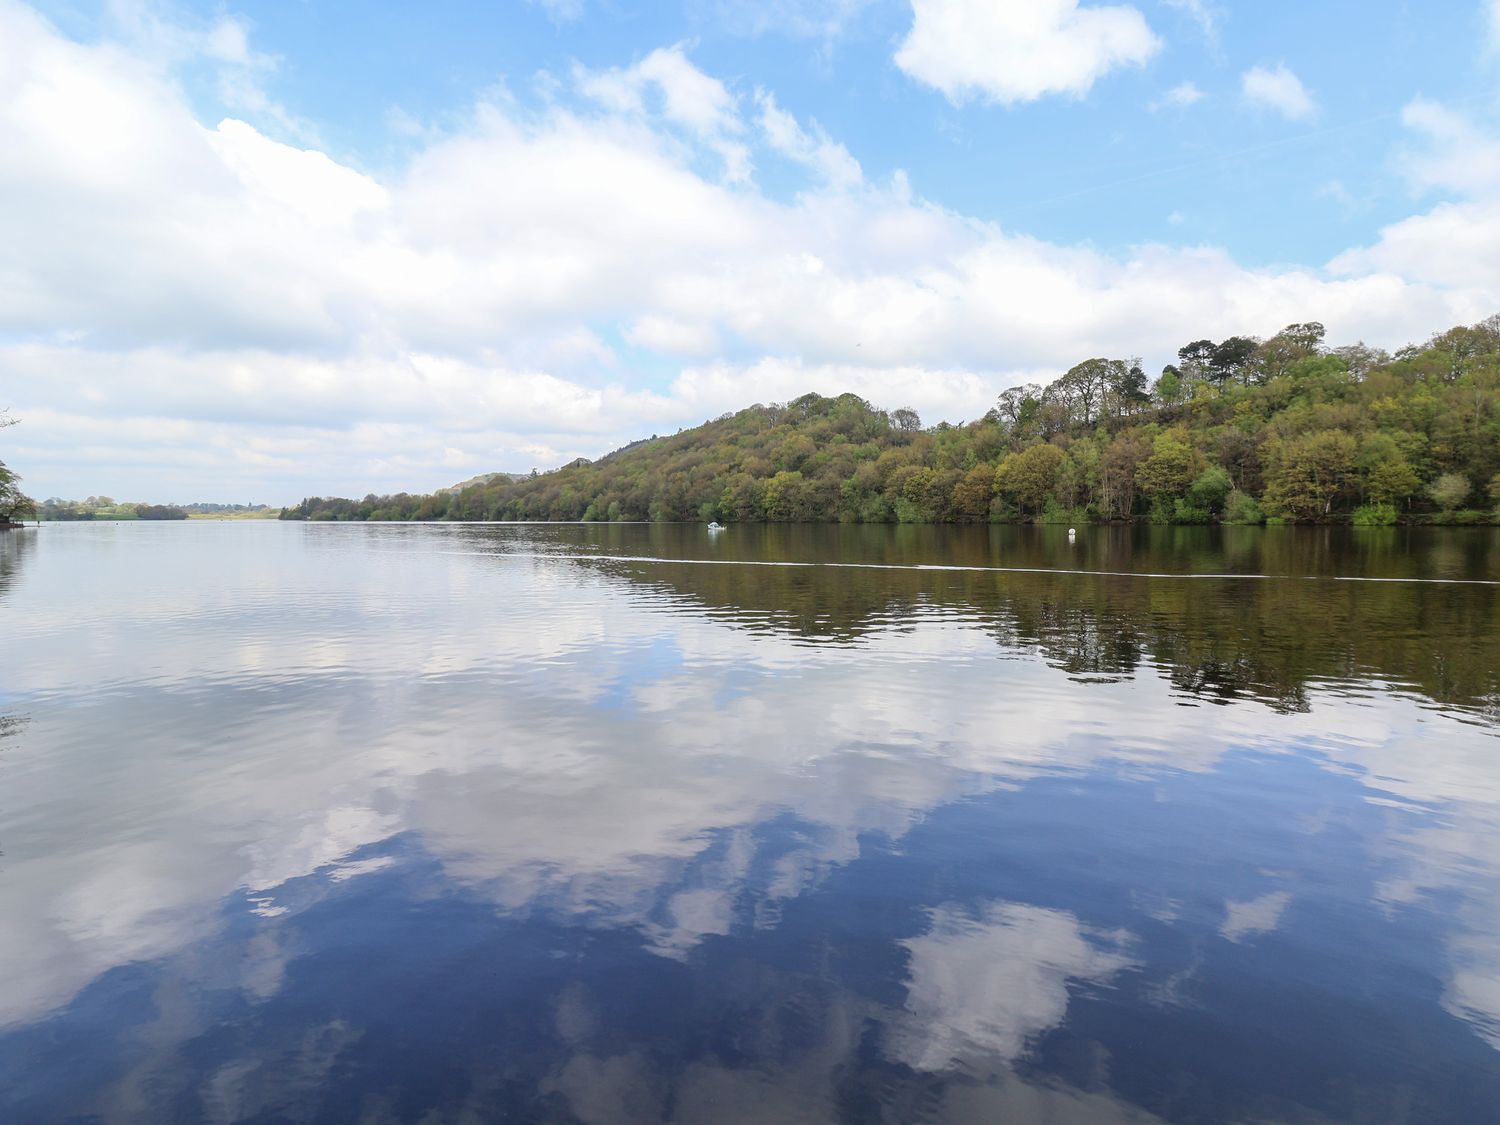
[[3, 0, 1500, 502]]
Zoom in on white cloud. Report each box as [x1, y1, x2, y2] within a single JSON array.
[[1153, 80, 1204, 110], [1240, 64, 1316, 121], [1162, 0, 1221, 44], [625, 315, 721, 357], [1397, 98, 1500, 196], [99, 1, 312, 142], [893, 902, 1134, 1069], [754, 90, 863, 189], [2, 3, 1499, 501], [673, 358, 998, 424], [1324, 96, 1500, 298], [577, 45, 750, 181], [207, 118, 388, 226], [2, 546, 1494, 1035], [894, 0, 1161, 106], [1330, 199, 1500, 293], [578, 47, 738, 139], [1220, 891, 1291, 943]]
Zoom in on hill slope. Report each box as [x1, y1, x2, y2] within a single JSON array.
[[282, 316, 1500, 526]]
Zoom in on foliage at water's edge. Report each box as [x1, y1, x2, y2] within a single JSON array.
[[282, 317, 1500, 526]]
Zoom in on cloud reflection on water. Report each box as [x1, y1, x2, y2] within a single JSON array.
[[0, 522, 1498, 1121], [893, 901, 1135, 1070]]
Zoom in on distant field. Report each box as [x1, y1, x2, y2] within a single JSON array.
[[34, 507, 284, 522], [186, 509, 283, 520]]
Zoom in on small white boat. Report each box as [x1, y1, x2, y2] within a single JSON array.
[[707, 521, 725, 531]]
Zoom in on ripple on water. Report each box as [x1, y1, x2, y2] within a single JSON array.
[[0, 521, 1497, 1122]]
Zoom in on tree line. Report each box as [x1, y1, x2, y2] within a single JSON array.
[[281, 313, 1500, 526], [33, 501, 261, 522]]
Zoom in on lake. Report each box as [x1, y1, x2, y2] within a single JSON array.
[[2, 520, 1499, 1123]]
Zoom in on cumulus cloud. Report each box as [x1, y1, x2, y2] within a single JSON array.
[[1330, 200, 1500, 294], [1240, 64, 1316, 121], [894, 0, 1161, 106], [625, 315, 722, 357], [576, 45, 750, 181], [1397, 99, 1500, 196], [1, 2, 1498, 500], [101, 0, 313, 141], [1325, 96, 1500, 300]]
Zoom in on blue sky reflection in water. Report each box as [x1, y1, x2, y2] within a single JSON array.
[[1, 522, 1499, 1122]]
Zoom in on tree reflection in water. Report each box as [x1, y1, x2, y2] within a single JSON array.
[[553, 523, 1499, 724], [1, 522, 1497, 1123]]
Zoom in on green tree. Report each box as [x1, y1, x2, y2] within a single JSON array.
[[1187, 466, 1233, 514], [1366, 458, 1421, 507], [994, 384, 1044, 439], [951, 464, 995, 522], [1113, 360, 1150, 415], [1223, 490, 1264, 525], [1256, 322, 1326, 382], [762, 471, 806, 521], [1429, 472, 1471, 513], [1263, 430, 1358, 520], [995, 444, 1066, 517], [1136, 434, 1200, 503], [1281, 321, 1327, 351], [1153, 365, 1182, 406], [1358, 431, 1422, 507], [1333, 343, 1391, 381], [889, 465, 939, 522], [267, 314, 1500, 529], [0, 461, 35, 521], [1100, 432, 1149, 519], [1177, 340, 1217, 381], [772, 434, 816, 472], [1053, 358, 1123, 424], [891, 407, 922, 433], [1211, 336, 1260, 385]]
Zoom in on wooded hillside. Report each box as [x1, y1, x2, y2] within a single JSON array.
[[282, 315, 1500, 526]]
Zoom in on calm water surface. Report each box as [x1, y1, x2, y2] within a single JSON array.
[[2, 521, 1499, 1123]]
